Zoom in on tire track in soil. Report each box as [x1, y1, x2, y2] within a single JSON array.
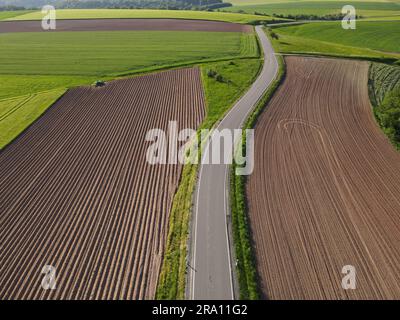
[[247, 56, 400, 300], [0, 67, 205, 300]]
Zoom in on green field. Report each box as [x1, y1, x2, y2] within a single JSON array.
[[0, 89, 66, 148], [227, 0, 400, 6], [225, 1, 400, 18], [0, 31, 257, 76], [0, 10, 32, 20], [0, 75, 99, 100], [271, 21, 400, 59], [8, 8, 282, 24], [0, 28, 258, 148]]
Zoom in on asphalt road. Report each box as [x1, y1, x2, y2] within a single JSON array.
[[189, 26, 279, 299]]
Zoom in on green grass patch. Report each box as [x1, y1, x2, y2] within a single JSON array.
[[0, 89, 66, 149], [200, 58, 261, 129], [225, 1, 400, 18], [230, 48, 285, 300], [0, 10, 32, 20], [0, 31, 258, 76], [270, 31, 397, 62], [273, 21, 400, 53], [0, 75, 97, 100], [227, 0, 400, 6], [156, 57, 262, 299], [9, 8, 280, 24]]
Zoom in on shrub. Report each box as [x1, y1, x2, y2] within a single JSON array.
[[270, 31, 279, 40], [216, 74, 225, 82], [376, 88, 400, 148], [207, 69, 217, 78]]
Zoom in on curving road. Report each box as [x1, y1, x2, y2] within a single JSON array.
[[189, 26, 278, 299]]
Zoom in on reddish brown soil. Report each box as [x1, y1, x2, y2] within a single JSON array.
[[0, 68, 205, 299], [0, 18, 252, 33], [247, 56, 400, 300]]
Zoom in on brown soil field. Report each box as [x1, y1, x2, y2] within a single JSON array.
[[247, 56, 400, 299], [0, 18, 252, 33], [0, 68, 205, 299]]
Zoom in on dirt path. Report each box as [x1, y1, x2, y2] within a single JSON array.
[[0, 68, 205, 299], [247, 56, 400, 299]]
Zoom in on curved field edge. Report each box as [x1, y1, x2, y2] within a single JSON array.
[[0, 89, 66, 149], [268, 22, 400, 63], [8, 9, 285, 24], [156, 57, 262, 299], [368, 62, 400, 150], [230, 54, 285, 300]]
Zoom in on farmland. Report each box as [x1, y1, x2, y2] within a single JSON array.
[[8, 8, 281, 24], [0, 89, 66, 148], [0, 75, 98, 100], [270, 21, 400, 60], [369, 62, 400, 104], [0, 30, 257, 76], [0, 68, 205, 299], [0, 18, 253, 33], [225, 1, 400, 18], [369, 63, 400, 149], [0, 21, 257, 148], [0, 10, 32, 20], [273, 21, 400, 52], [247, 56, 400, 299]]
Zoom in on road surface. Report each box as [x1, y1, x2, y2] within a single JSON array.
[[190, 26, 279, 299]]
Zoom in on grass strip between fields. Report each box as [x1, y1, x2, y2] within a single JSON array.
[[0, 89, 66, 149], [156, 56, 263, 299], [230, 54, 285, 300], [9, 8, 282, 24]]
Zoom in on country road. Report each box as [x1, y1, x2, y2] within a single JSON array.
[[189, 26, 279, 300]]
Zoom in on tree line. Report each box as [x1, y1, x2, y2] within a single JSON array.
[[0, 0, 232, 10]]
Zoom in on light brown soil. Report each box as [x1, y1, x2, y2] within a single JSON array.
[[0, 18, 252, 33], [247, 56, 400, 300], [0, 68, 205, 299]]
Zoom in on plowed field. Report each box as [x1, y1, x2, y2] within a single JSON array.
[[247, 56, 400, 299], [0, 68, 205, 299], [0, 18, 252, 33]]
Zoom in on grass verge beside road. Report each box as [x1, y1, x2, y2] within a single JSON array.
[[230, 54, 285, 300], [156, 57, 262, 299]]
